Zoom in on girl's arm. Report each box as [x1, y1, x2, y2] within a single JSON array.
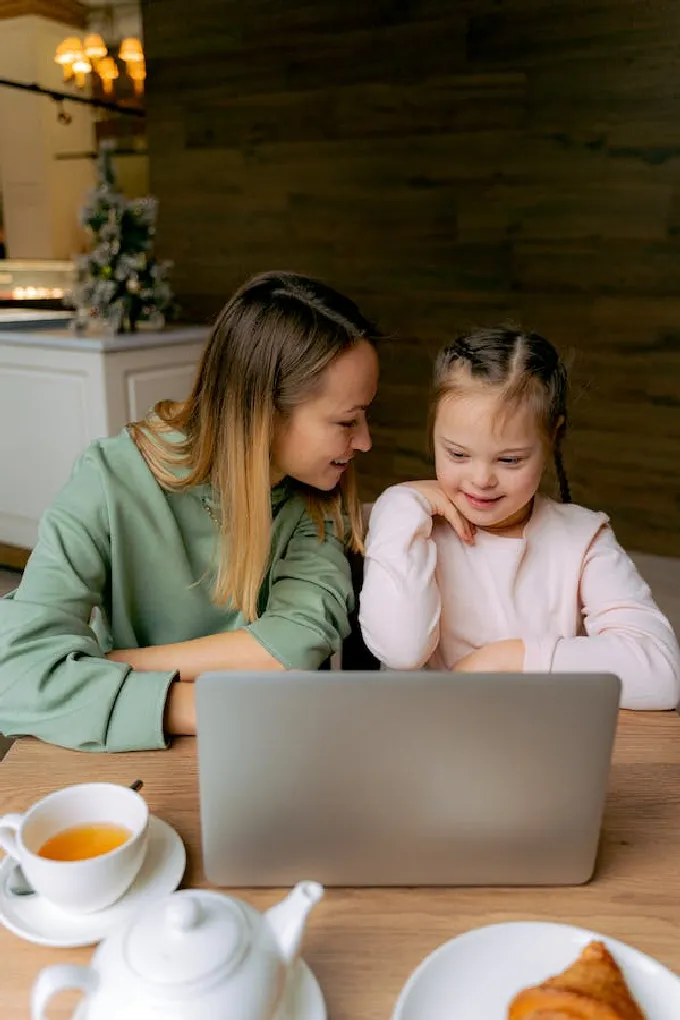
[[359, 486, 446, 668], [535, 526, 680, 709], [453, 639, 525, 673]]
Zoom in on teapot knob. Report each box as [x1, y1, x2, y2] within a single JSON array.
[[165, 895, 202, 932]]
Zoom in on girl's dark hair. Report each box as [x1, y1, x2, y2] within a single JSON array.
[[432, 326, 571, 503]]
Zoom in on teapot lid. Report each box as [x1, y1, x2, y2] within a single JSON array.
[[123, 890, 250, 987]]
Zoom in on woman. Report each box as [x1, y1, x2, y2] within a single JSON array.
[[0, 271, 380, 751]]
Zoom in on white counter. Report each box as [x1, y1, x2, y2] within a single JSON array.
[[0, 324, 210, 353], [0, 325, 209, 549], [0, 310, 74, 329]]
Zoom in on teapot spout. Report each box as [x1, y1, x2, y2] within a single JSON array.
[[265, 881, 323, 965]]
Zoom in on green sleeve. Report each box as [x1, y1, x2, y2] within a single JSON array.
[[246, 515, 353, 670], [0, 449, 175, 752]]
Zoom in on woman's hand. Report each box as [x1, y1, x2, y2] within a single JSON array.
[[453, 639, 525, 673], [106, 651, 197, 735], [399, 480, 475, 544], [107, 648, 140, 666], [164, 681, 196, 736]]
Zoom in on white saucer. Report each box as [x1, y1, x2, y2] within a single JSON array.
[[391, 921, 680, 1020], [71, 958, 326, 1020], [279, 959, 327, 1020], [0, 815, 186, 948]]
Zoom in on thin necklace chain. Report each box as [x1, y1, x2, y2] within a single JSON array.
[[201, 496, 220, 526]]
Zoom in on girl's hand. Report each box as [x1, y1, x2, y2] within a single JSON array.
[[453, 639, 525, 672], [399, 480, 475, 544]]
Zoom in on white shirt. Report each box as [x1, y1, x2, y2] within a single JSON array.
[[359, 487, 680, 710]]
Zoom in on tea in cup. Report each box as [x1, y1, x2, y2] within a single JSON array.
[[0, 782, 148, 914]]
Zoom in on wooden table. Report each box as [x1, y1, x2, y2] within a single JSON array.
[[1, 712, 680, 1019]]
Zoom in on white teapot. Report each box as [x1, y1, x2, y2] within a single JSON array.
[[31, 880, 323, 1020]]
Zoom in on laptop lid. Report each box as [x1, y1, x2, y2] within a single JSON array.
[[195, 670, 620, 887]]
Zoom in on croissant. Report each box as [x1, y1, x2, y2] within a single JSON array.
[[508, 940, 647, 1020]]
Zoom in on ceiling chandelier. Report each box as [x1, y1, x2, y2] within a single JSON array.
[[54, 34, 145, 96]]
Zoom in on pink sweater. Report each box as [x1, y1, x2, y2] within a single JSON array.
[[359, 487, 680, 710]]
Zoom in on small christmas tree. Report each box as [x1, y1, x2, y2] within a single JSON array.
[[73, 142, 176, 334]]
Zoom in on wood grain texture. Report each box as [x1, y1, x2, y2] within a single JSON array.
[[143, 0, 680, 554], [0, 542, 30, 571], [1, 712, 680, 1019], [0, 0, 86, 25]]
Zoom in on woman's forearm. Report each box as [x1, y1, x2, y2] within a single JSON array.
[[107, 629, 284, 680], [164, 681, 196, 735]]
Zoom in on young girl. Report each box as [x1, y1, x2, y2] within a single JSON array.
[[0, 271, 380, 751], [359, 327, 680, 709]]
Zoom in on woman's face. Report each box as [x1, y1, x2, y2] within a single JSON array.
[[271, 340, 379, 490]]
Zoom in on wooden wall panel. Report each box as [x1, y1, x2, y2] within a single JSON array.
[[142, 0, 680, 555], [0, 0, 86, 24]]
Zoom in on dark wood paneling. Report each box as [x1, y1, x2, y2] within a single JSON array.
[[143, 0, 680, 556], [0, 0, 86, 24], [0, 543, 30, 570]]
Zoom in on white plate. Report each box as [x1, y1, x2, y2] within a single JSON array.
[[0, 815, 185, 948], [392, 921, 680, 1019]]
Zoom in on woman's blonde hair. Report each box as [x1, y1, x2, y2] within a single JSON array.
[[129, 271, 379, 620]]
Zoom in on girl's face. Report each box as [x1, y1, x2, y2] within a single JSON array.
[[433, 386, 547, 531], [270, 340, 379, 491]]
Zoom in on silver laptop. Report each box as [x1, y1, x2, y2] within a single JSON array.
[[195, 670, 620, 887]]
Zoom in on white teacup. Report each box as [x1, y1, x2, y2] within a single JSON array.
[[0, 783, 149, 914]]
